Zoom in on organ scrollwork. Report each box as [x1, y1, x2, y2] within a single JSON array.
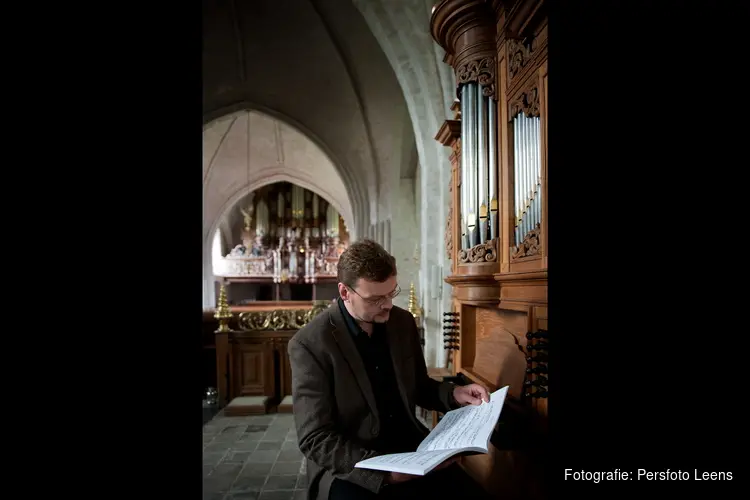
[[507, 36, 539, 81], [457, 56, 497, 98], [459, 238, 497, 264]]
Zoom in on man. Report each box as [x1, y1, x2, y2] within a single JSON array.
[[289, 239, 492, 499]]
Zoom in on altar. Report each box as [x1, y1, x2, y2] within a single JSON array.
[[207, 181, 350, 415], [213, 182, 349, 305]]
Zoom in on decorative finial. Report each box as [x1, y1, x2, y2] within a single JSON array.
[[407, 282, 422, 319], [214, 284, 233, 333]]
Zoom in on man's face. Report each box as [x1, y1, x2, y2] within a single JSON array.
[[339, 275, 399, 323]]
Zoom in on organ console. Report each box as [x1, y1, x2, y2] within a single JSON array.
[[431, 0, 548, 498]]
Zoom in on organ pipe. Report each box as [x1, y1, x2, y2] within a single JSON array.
[[477, 92, 488, 244], [326, 204, 339, 238], [513, 112, 542, 247], [256, 199, 269, 237], [488, 99, 498, 241], [459, 81, 499, 251], [466, 83, 477, 248], [460, 85, 468, 250]]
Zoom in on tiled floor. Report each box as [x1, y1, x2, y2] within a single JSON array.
[[203, 411, 306, 500]]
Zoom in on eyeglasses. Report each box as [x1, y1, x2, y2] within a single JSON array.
[[348, 285, 401, 307]]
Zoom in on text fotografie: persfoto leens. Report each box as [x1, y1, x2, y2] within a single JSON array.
[[564, 469, 733, 482]]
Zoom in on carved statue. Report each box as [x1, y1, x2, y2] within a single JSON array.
[[251, 234, 264, 257], [240, 207, 253, 231], [239, 193, 255, 231]]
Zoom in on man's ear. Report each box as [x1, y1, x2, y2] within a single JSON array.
[[337, 282, 349, 301]]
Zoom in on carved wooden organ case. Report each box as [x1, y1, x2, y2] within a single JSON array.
[[432, 0, 548, 496]]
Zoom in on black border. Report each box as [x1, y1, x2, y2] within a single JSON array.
[[549, 0, 746, 494], [24, 0, 747, 496], [23, 3, 202, 496]]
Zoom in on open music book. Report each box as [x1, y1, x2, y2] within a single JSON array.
[[354, 385, 509, 476]]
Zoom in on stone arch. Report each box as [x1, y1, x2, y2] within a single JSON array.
[[352, 0, 457, 367], [203, 103, 369, 240]]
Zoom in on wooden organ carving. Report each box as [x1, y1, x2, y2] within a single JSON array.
[[431, 0, 548, 498]]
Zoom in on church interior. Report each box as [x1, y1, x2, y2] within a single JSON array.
[[202, 0, 548, 498]]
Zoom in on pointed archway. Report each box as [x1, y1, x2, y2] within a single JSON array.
[[202, 109, 359, 308]]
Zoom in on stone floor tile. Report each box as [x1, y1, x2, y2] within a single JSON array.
[[223, 451, 252, 464], [231, 474, 267, 492], [257, 441, 284, 451], [277, 449, 303, 462], [258, 491, 294, 500], [225, 492, 259, 500], [295, 475, 306, 489], [271, 462, 302, 475], [247, 449, 280, 463], [240, 462, 274, 475], [204, 451, 228, 465], [263, 474, 298, 490]]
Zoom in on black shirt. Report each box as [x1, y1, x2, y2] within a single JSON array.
[[337, 298, 422, 453]]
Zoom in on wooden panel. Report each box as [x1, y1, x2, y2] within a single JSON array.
[[462, 448, 534, 499], [234, 341, 273, 398], [277, 339, 292, 398], [215, 332, 230, 405], [470, 307, 528, 399]]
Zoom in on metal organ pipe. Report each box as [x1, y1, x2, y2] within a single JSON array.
[[531, 117, 540, 229], [534, 116, 542, 232], [513, 112, 543, 248], [488, 99, 498, 242], [459, 81, 500, 251], [460, 85, 468, 250], [513, 115, 521, 246], [466, 83, 477, 248], [523, 115, 530, 238], [477, 92, 488, 244]]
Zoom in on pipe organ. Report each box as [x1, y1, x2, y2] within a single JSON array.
[[431, 1, 548, 498], [213, 182, 350, 303], [513, 110, 541, 250], [460, 78, 499, 249]]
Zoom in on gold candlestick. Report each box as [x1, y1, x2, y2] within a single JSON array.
[[407, 282, 422, 323], [214, 284, 233, 333]]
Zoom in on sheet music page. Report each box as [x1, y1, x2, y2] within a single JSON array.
[[354, 449, 459, 474], [417, 386, 508, 453]]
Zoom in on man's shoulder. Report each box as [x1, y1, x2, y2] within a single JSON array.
[[291, 305, 335, 347], [388, 304, 414, 325]]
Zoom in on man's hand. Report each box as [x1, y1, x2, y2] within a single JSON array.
[[453, 383, 490, 406], [385, 456, 460, 485], [385, 471, 419, 485]]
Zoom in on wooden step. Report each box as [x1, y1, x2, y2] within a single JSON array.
[[277, 395, 294, 413], [223, 396, 271, 416]]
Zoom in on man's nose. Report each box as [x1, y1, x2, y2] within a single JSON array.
[[380, 298, 393, 310]]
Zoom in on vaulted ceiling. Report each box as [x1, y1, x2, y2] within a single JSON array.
[[203, 109, 352, 237], [202, 0, 418, 243]]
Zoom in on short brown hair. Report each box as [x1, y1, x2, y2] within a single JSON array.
[[337, 239, 397, 288]]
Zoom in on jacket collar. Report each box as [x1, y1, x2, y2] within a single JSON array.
[[328, 298, 410, 418]]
